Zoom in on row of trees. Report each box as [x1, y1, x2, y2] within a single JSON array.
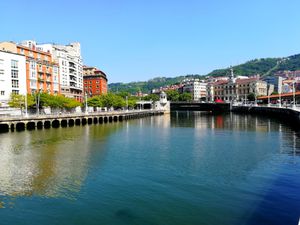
[[87, 93, 137, 109], [9, 93, 82, 113], [8, 90, 192, 113], [141, 90, 192, 102]]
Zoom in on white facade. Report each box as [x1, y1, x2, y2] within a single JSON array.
[[0, 51, 26, 106], [182, 79, 207, 101], [37, 42, 83, 101]]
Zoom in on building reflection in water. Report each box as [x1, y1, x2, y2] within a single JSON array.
[[0, 124, 120, 201], [170, 111, 300, 156]]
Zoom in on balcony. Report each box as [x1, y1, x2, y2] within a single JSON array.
[[69, 76, 77, 82]]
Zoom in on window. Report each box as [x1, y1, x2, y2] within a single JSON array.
[[12, 80, 19, 88], [20, 49, 24, 54], [30, 61, 36, 69], [12, 90, 19, 94], [31, 71, 36, 79], [37, 53, 41, 59], [11, 60, 18, 69], [0, 69, 4, 76], [29, 51, 33, 57], [11, 70, 18, 78], [0, 91, 4, 95]]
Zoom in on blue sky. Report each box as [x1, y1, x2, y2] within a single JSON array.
[[2, 0, 300, 83]]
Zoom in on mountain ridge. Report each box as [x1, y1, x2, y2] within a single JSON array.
[[108, 53, 300, 94]]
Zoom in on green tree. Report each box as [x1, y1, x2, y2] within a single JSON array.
[[127, 99, 137, 108], [179, 93, 192, 102], [87, 96, 103, 107], [165, 90, 179, 101], [64, 98, 81, 109], [142, 94, 159, 101], [8, 93, 25, 113], [247, 93, 256, 101]]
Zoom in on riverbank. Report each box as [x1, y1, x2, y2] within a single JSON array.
[[0, 110, 164, 132], [232, 105, 300, 127]]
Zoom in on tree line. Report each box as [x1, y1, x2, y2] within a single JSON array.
[[8, 90, 192, 114]]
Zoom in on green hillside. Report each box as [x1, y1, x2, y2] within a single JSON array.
[[108, 54, 300, 94], [109, 75, 204, 94]]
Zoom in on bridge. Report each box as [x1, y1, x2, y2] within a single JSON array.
[[170, 102, 230, 112], [0, 110, 164, 133]]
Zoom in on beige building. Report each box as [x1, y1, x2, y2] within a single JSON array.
[[211, 70, 270, 102]]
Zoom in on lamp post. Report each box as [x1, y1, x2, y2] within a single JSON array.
[[36, 90, 41, 115], [292, 81, 296, 109], [267, 84, 270, 107], [24, 93, 28, 117], [279, 90, 281, 108], [85, 92, 88, 114]]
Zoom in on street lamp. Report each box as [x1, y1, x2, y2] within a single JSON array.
[[36, 90, 41, 115], [292, 81, 296, 109], [24, 93, 28, 117], [279, 90, 281, 108], [85, 92, 88, 114]]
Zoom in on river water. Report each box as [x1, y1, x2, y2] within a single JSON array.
[[0, 112, 299, 225]]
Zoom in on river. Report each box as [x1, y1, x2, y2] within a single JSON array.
[[0, 111, 299, 225]]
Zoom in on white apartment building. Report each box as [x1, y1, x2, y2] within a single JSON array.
[[0, 50, 26, 106], [182, 79, 207, 101], [37, 42, 83, 101]]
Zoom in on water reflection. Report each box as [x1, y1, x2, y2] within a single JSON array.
[[171, 111, 300, 156], [0, 124, 120, 200]]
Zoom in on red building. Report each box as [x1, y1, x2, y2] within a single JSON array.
[[83, 66, 107, 97]]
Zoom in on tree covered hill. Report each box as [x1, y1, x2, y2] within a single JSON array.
[[108, 75, 204, 94], [108, 54, 300, 94]]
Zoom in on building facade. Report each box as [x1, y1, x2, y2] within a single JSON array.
[[211, 70, 270, 102], [0, 41, 60, 95], [0, 50, 26, 106], [83, 66, 107, 97], [182, 79, 207, 101], [37, 42, 83, 101]]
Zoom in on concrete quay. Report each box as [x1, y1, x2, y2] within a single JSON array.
[[0, 110, 164, 132], [231, 105, 300, 126]]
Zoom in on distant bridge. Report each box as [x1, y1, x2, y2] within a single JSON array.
[[170, 102, 230, 112], [0, 110, 164, 133]]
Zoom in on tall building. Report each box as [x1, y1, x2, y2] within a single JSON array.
[[37, 42, 83, 101], [0, 48, 26, 106], [83, 66, 107, 97], [0, 41, 60, 95], [182, 79, 207, 101]]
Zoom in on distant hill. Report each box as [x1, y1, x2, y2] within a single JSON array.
[[108, 54, 300, 94], [108, 75, 204, 94]]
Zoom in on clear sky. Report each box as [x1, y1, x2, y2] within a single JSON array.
[[2, 0, 300, 83]]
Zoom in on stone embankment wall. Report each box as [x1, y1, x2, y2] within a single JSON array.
[[232, 106, 300, 126]]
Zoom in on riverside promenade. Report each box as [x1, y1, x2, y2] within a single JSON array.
[[0, 110, 165, 132]]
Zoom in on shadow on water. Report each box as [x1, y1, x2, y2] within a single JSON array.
[[115, 208, 159, 225]]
